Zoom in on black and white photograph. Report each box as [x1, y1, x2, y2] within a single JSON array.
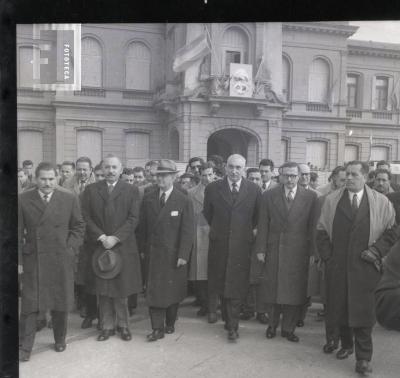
[[1, 4, 400, 376]]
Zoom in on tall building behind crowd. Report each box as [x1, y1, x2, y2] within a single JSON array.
[[17, 22, 400, 169]]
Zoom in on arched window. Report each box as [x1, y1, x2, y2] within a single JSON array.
[[125, 132, 150, 167], [126, 42, 151, 90], [306, 140, 327, 169], [77, 130, 102, 166], [371, 146, 389, 161], [81, 37, 102, 87], [344, 144, 359, 162], [308, 58, 330, 103], [221, 27, 249, 75], [282, 55, 291, 102], [18, 130, 43, 166], [347, 74, 360, 108], [18, 46, 35, 88]]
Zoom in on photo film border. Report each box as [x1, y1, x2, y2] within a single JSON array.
[[31, 23, 81, 91]]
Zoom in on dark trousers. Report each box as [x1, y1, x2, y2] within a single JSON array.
[[20, 311, 67, 353], [268, 303, 301, 333], [208, 292, 220, 314], [299, 296, 311, 322], [128, 294, 138, 311], [195, 280, 208, 310], [242, 284, 268, 314], [98, 296, 128, 330], [221, 298, 241, 331], [339, 325, 373, 361], [149, 303, 179, 330], [86, 293, 98, 319]]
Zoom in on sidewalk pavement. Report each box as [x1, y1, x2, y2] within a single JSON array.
[[20, 298, 400, 378]]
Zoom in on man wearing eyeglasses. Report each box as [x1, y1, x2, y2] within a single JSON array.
[[255, 162, 318, 343]]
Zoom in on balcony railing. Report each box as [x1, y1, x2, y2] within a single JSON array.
[[122, 90, 153, 100], [346, 109, 362, 118], [372, 111, 393, 120], [17, 88, 44, 97], [74, 87, 106, 97], [306, 103, 331, 112]]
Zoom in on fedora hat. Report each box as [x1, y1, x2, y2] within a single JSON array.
[[92, 246, 122, 280], [155, 159, 179, 174]]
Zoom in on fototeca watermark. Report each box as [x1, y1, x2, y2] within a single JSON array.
[[32, 23, 81, 91]]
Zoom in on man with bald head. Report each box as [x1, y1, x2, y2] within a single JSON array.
[[203, 154, 261, 341], [82, 155, 142, 342]]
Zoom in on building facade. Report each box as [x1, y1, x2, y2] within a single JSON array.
[[17, 22, 400, 170]]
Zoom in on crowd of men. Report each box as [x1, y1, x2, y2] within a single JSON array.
[[18, 155, 400, 376]]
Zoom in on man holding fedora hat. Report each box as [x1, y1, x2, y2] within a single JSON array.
[[138, 159, 194, 342], [82, 155, 142, 342]]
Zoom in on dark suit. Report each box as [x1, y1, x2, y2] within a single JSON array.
[[254, 185, 318, 333], [138, 187, 194, 330], [387, 192, 400, 224], [82, 180, 142, 330], [203, 178, 261, 331], [19, 188, 85, 353]]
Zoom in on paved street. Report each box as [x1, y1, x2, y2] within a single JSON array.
[[20, 298, 400, 378]]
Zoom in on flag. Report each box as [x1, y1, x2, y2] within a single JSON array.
[[173, 33, 210, 73], [368, 133, 373, 162], [390, 77, 400, 110]]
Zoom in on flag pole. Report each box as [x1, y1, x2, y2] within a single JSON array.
[[204, 23, 222, 76]]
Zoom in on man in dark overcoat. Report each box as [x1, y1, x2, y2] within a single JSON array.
[[137, 159, 194, 342], [317, 160, 396, 375], [203, 154, 261, 341], [19, 162, 85, 361], [254, 161, 318, 343], [82, 155, 142, 342]]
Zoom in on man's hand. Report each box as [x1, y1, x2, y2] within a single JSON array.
[[361, 248, 382, 273], [102, 236, 119, 249], [252, 229, 258, 237], [177, 258, 187, 267], [18, 264, 23, 274], [256, 253, 266, 263]]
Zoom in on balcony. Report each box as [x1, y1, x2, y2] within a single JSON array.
[[306, 103, 331, 112], [372, 111, 393, 120], [122, 90, 153, 100], [346, 109, 362, 118], [73, 87, 106, 97], [17, 88, 44, 98]]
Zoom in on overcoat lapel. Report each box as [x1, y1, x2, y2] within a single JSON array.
[[108, 180, 124, 201], [353, 192, 369, 227], [336, 189, 353, 222], [97, 180, 110, 202], [233, 179, 249, 208], [38, 189, 61, 225], [154, 188, 179, 228], [218, 178, 233, 207], [28, 190, 47, 216], [271, 186, 289, 224], [288, 186, 306, 219]]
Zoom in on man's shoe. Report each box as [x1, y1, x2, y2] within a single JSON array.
[[81, 317, 94, 329], [208, 312, 218, 324], [240, 311, 254, 321], [296, 320, 304, 327], [355, 360, 372, 375], [197, 307, 207, 316], [97, 329, 115, 341], [19, 349, 30, 362], [323, 340, 339, 354], [36, 319, 47, 332], [165, 325, 175, 334], [227, 330, 239, 341], [336, 348, 354, 360], [282, 331, 299, 342], [117, 327, 132, 341], [147, 329, 165, 342], [54, 342, 66, 352], [256, 313, 269, 324], [266, 326, 277, 339]]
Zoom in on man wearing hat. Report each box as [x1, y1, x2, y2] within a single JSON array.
[[137, 159, 194, 342], [82, 155, 142, 342]]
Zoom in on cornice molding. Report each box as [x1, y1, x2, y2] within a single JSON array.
[[347, 45, 400, 59], [283, 22, 358, 37]]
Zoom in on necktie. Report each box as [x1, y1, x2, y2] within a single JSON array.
[[160, 192, 166, 208], [287, 190, 294, 206], [79, 181, 85, 193], [262, 182, 267, 191], [351, 193, 358, 217], [43, 194, 49, 205], [108, 184, 114, 194], [231, 182, 239, 202]]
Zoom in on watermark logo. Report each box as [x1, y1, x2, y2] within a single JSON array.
[[32, 23, 81, 91]]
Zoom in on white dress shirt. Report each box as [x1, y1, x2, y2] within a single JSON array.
[[227, 177, 242, 192], [284, 185, 298, 199], [348, 188, 364, 208], [38, 189, 54, 202]]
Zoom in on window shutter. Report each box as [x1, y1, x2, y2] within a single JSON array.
[[18, 130, 43, 166], [387, 77, 393, 111], [77, 130, 102, 165]]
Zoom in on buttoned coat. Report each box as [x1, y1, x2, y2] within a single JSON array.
[[188, 183, 209, 281], [203, 178, 261, 299], [254, 185, 318, 305], [137, 187, 194, 308], [62, 173, 96, 198], [82, 180, 142, 298], [316, 189, 397, 327], [18, 188, 85, 313]]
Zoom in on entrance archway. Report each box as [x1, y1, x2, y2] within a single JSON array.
[[207, 128, 259, 166]]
